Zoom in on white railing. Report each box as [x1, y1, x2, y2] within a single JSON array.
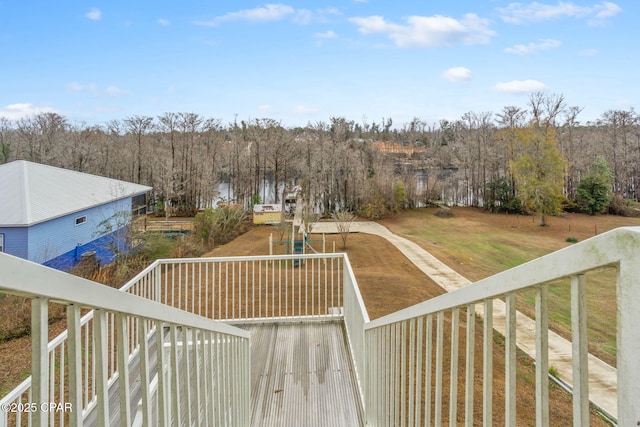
[[5, 227, 639, 426], [0, 253, 250, 427], [342, 253, 371, 411], [363, 226, 640, 426], [122, 254, 346, 322]]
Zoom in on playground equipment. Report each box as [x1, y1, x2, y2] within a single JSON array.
[[267, 186, 333, 265], [269, 228, 327, 256]]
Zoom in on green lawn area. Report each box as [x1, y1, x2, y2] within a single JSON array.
[[380, 207, 640, 367]]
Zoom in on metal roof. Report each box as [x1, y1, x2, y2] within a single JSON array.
[[0, 160, 152, 226]]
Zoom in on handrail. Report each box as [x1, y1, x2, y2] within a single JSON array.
[[0, 252, 250, 427], [341, 253, 370, 412], [363, 226, 640, 426], [0, 253, 249, 337]]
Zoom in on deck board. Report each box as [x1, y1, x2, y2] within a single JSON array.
[[240, 321, 364, 427]]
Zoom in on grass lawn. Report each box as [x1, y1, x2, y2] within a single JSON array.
[[379, 207, 640, 367]]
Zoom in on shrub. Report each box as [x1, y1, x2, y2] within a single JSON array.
[[435, 206, 453, 218], [192, 206, 248, 249], [565, 236, 578, 243], [608, 194, 640, 217], [359, 193, 387, 219], [577, 156, 613, 215]]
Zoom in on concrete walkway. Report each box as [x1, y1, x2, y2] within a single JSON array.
[[312, 221, 617, 420]]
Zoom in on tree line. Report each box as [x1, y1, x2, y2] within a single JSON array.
[[1, 93, 638, 220]]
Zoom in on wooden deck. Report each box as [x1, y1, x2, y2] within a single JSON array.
[[81, 321, 363, 426], [241, 321, 365, 427]]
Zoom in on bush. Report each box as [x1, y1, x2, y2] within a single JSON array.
[[435, 206, 453, 218], [484, 178, 523, 214], [192, 206, 248, 249], [565, 236, 578, 243], [577, 156, 613, 215], [608, 195, 640, 217], [359, 193, 387, 219]]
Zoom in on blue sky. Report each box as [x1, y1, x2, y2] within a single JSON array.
[[0, 1, 636, 127]]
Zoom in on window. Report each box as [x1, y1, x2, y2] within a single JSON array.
[[75, 216, 87, 226], [0, 234, 4, 252], [131, 193, 147, 216]]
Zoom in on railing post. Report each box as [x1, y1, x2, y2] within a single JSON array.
[[67, 304, 83, 427], [465, 304, 475, 427], [535, 285, 549, 427], [138, 318, 152, 426], [156, 322, 169, 427], [425, 314, 433, 427], [449, 308, 459, 427], [617, 258, 640, 426], [116, 313, 132, 427], [434, 311, 444, 426], [482, 299, 493, 427], [505, 292, 516, 426], [94, 309, 109, 426], [31, 298, 48, 427], [571, 275, 589, 426]]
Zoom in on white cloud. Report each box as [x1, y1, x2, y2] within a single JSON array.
[[494, 79, 548, 93], [293, 105, 319, 115], [196, 5, 339, 27], [579, 48, 599, 56], [158, 18, 170, 26], [85, 8, 102, 21], [315, 30, 337, 39], [66, 82, 90, 93], [0, 103, 57, 120], [594, 1, 622, 18], [66, 83, 129, 96], [258, 104, 273, 113], [349, 13, 495, 47], [197, 4, 294, 27], [442, 67, 472, 83], [505, 39, 562, 55], [104, 86, 130, 96], [497, 1, 621, 24]]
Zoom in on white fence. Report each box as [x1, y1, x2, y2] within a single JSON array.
[[121, 254, 346, 322], [0, 253, 250, 427]]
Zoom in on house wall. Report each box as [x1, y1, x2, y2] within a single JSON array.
[[28, 197, 134, 269], [0, 226, 28, 259]]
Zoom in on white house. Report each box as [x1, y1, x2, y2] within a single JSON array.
[[0, 160, 152, 270]]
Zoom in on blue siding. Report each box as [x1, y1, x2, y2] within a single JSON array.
[[19, 197, 135, 269], [43, 229, 129, 270], [0, 227, 28, 259]]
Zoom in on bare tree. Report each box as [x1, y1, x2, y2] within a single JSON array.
[[332, 210, 355, 249], [125, 115, 154, 183]]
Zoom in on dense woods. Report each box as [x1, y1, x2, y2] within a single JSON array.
[[1, 93, 638, 219]]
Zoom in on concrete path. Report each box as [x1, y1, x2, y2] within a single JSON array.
[[312, 221, 617, 420]]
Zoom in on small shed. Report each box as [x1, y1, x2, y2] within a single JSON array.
[[0, 160, 152, 270], [253, 204, 282, 224]]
